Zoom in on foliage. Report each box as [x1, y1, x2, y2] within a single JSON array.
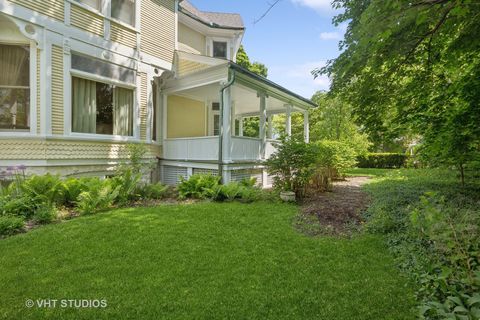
[[362, 169, 480, 319], [357, 153, 409, 169], [33, 205, 57, 225], [76, 179, 119, 215], [137, 183, 169, 200], [0, 215, 24, 237], [0, 196, 36, 219], [178, 174, 220, 200], [311, 140, 358, 191], [20, 174, 65, 207], [62, 177, 91, 206], [266, 137, 318, 196], [236, 45, 268, 77], [320, 0, 480, 182], [212, 183, 242, 202]]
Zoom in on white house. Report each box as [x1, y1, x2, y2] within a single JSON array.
[[0, 0, 315, 186]]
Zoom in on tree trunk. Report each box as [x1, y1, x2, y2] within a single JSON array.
[[459, 163, 465, 187]]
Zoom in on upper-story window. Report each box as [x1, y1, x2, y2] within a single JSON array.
[[73, 0, 101, 11], [213, 41, 227, 59], [0, 44, 30, 131], [111, 0, 136, 26]]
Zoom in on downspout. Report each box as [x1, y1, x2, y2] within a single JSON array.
[[218, 67, 236, 183]]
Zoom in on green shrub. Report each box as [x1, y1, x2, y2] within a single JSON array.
[[21, 174, 65, 207], [357, 153, 408, 168], [76, 179, 119, 215], [0, 215, 25, 236], [137, 183, 169, 200], [33, 205, 57, 224], [178, 174, 220, 199], [266, 137, 318, 197], [62, 177, 92, 206], [0, 195, 37, 219], [212, 183, 242, 202], [111, 168, 142, 205]]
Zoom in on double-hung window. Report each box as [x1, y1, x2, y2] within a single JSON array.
[[111, 0, 136, 26], [71, 53, 135, 136], [0, 44, 30, 131]]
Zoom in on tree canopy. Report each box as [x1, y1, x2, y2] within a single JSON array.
[[318, 0, 480, 178]]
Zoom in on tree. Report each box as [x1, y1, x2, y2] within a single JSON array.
[[319, 0, 480, 181]]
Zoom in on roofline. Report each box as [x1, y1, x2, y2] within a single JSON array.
[[178, 8, 245, 31], [228, 63, 317, 108]]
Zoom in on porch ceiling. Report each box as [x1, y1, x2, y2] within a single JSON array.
[[173, 82, 300, 116]]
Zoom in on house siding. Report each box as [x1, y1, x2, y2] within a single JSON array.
[[110, 22, 137, 49], [167, 95, 206, 138], [51, 45, 64, 135], [178, 23, 206, 55], [71, 5, 104, 37], [177, 59, 211, 77], [8, 0, 64, 21], [140, 0, 176, 63]]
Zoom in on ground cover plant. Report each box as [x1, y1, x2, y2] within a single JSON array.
[[0, 202, 416, 319], [354, 168, 480, 319]]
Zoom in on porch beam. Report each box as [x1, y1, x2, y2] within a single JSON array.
[[258, 92, 268, 159]]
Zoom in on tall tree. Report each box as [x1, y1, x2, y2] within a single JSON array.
[[319, 0, 480, 179]]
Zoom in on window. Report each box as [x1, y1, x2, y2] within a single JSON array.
[[0, 44, 30, 131], [211, 102, 220, 136], [72, 77, 134, 136], [111, 0, 136, 26], [73, 0, 101, 11], [213, 41, 227, 59]]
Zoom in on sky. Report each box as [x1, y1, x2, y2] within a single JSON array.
[[188, 0, 344, 99]]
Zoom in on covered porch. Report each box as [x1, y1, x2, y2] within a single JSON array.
[[160, 63, 315, 164]]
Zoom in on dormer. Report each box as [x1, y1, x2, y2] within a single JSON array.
[[177, 1, 245, 62]]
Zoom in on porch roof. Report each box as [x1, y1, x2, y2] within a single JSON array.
[[163, 62, 317, 111]]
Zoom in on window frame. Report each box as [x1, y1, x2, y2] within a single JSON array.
[[69, 69, 137, 140], [208, 37, 231, 60], [208, 102, 221, 136], [0, 40, 37, 136]]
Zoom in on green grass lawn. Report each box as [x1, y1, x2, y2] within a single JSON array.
[[0, 202, 416, 319]]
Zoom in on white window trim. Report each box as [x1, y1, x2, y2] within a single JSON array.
[[67, 69, 138, 141], [0, 40, 38, 137], [207, 37, 231, 60]]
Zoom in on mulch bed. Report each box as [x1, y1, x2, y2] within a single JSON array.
[[295, 177, 371, 237]]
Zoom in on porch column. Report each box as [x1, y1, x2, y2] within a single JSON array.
[[162, 94, 168, 141], [267, 115, 273, 139], [285, 104, 292, 137], [222, 85, 232, 163], [231, 101, 236, 136], [238, 117, 243, 136], [304, 111, 309, 143], [258, 92, 267, 159]]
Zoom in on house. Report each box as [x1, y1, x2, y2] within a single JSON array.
[[0, 0, 315, 187]]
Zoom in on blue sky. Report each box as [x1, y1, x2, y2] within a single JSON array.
[[188, 0, 344, 99]]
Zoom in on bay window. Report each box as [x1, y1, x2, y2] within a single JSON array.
[[0, 44, 30, 131], [111, 0, 136, 26]]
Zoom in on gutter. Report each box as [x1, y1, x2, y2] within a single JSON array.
[[218, 69, 236, 183]]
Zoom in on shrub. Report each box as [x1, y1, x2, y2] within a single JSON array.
[[21, 174, 65, 207], [178, 174, 220, 199], [62, 177, 92, 206], [33, 205, 57, 224], [357, 153, 408, 168], [0, 215, 25, 236], [137, 183, 169, 200], [76, 179, 119, 215], [266, 137, 318, 197], [212, 183, 242, 202], [0, 195, 37, 219], [111, 168, 142, 205]]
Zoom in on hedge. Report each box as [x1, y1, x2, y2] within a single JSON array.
[[357, 153, 408, 169]]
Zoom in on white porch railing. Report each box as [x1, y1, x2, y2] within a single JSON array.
[[164, 137, 219, 161], [230, 137, 262, 161]]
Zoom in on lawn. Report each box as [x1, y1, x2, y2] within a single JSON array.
[[0, 202, 416, 319]]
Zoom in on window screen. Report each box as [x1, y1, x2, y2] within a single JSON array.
[[71, 53, 135, 85]]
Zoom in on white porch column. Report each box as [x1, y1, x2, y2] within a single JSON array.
[[267, 115, 273, 139], [222, 85, 232, 162], [231, 101, 236, 136], [304, 111, 309, 143], [258, 92, 267, 159], [238, 117, 243, 136], [285, 104, 292, 137], [162, 94, 168, 141]]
